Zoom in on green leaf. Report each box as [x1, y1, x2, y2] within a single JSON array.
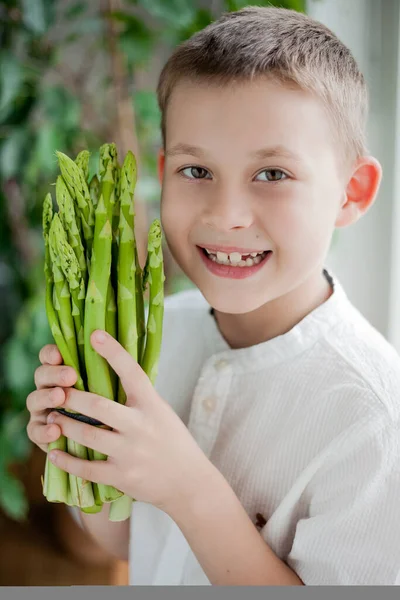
[[35, 123, 63, 176], [171, 8, 215, 45], [135, 0, 195, 27], [268, 0, 306, 11], [0, 128, 27, 179], [69, 16, 103, 36], [3, 337, 37, 399], [0, 54, 24, 115], [64, 1, 88, 20], [41, 85, 81, 129], [108, 10, 140, 25], [118, 18, 155, 68], [2, 295, 53, 402], [134, 90, 160, 124], [225, 0, 305, 11], [21, 0, 54, 34], [1, 409, 31, 462], [0, 470, 29, 521]]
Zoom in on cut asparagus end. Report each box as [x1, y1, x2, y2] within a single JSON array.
[[43, 436, 69, 503], [80, 504, 103, 514], [92, 449, 124, 502], [108, 494, 134, 522], [67, 439, 95, 508]]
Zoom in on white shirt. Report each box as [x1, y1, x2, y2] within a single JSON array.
[[70, 267, 400, 585], [128, 267, 400, 585]]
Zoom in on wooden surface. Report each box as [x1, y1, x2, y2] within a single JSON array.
[[0, 445, 129, 586]]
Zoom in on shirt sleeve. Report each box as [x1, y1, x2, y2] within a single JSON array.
[[285, 409, 400, 585]]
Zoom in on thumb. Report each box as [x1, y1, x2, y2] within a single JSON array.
[[90, 330, 153, 404]]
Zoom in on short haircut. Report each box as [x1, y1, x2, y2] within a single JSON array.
[[156, 6, 368, 166]]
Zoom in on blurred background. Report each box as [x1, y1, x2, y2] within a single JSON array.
[[0, 0, 399, 587]]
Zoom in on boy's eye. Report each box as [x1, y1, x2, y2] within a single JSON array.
[[179, 166, 211, 179], [256, 169, 287, 182], [178, 166, 288, 182]]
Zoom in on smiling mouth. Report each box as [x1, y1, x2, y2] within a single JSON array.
[[198, 246, 272, 267]]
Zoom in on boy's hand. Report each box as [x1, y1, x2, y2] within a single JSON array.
[[44, 330, 214, 517], [26, 344, 77, 453]]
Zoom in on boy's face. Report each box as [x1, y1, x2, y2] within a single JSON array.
[[158, 78, 349, 314]]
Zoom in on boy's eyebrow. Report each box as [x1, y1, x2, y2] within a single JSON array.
[[165, 143, 303, 162]]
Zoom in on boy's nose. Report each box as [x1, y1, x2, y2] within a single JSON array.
[[201, 188, 253, 231]]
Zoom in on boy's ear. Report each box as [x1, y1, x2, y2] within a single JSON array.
[[335, 156, 382, 228], [157, 148, 165, 185]]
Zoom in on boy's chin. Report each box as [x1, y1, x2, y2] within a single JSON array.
[[201, 289, 268, 315]]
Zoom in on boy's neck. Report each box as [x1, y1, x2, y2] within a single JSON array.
[[212, 267, 333, 350]]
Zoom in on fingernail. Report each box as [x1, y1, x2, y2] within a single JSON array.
[[48, 451, 57, 462], [93, 330, 107, 343], [47, 413, 56, 424]]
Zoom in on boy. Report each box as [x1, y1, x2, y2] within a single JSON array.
[[26, 6, 400, 586]]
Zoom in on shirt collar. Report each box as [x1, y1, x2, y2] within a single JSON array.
[[202, 267, 349, 371]]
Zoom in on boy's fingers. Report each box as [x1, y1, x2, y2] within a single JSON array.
[[39, 344, 63, 366], [90, 330, 152, 401], [27, 420, 61, 446], [27, 388, 65, 415], [48, 450, 111, 487], [34, 365, 77, 390]]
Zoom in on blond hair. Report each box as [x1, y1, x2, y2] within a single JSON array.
[[156, 5, 368, 165]]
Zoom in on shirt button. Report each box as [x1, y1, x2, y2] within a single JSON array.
[[202, 396, 216, 412], [214, 359, 229, 371]]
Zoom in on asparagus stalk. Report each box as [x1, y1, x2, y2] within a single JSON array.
[[49, 215, 81, 375], [84, 142, 123, 503], [110, 219, 165, 521], [43, 198, 90, 507], [105, 281, 118, 399], [78, 151, 112, 513], [82, 446, 104, 513], [49, 214, 95, 508], [52, 215, 87, 387], [141, 219, 165, 385], [116, 150, 138, 401], [42, 194, 70, 504], [56, 175, 88, 287], [75, 149, 90, 181], [56, 151, 95, 262], [136, 252, 146, 364], [89, 174, 100, 210], [43, 199, 84, 394], [109, 151, 138, 523], [111, 163, 121, 299]]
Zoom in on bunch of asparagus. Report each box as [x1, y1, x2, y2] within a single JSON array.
[[41, 142, 164, 522]]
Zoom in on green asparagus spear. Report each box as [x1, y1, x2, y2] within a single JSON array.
[[84, 142, 123, 503], [109, 152, 139, 523], [53, 215, 86, 384], [136, 252, 146, 363], [56, 151, 95, 261], [89, 174, 100, 210], [84, 144, 116, 401], [111, 163, 121, 298], [141, 219, 164, 385], [42, 193, 70, 504], [116, 150, 138, 400], [49, 215, 95, 508], [49, 215, 81, 374], [75, 149, 90, 181], [56, 175, 88, 285], [43, 199, 84, 392], [105, 281, 118, 399]]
